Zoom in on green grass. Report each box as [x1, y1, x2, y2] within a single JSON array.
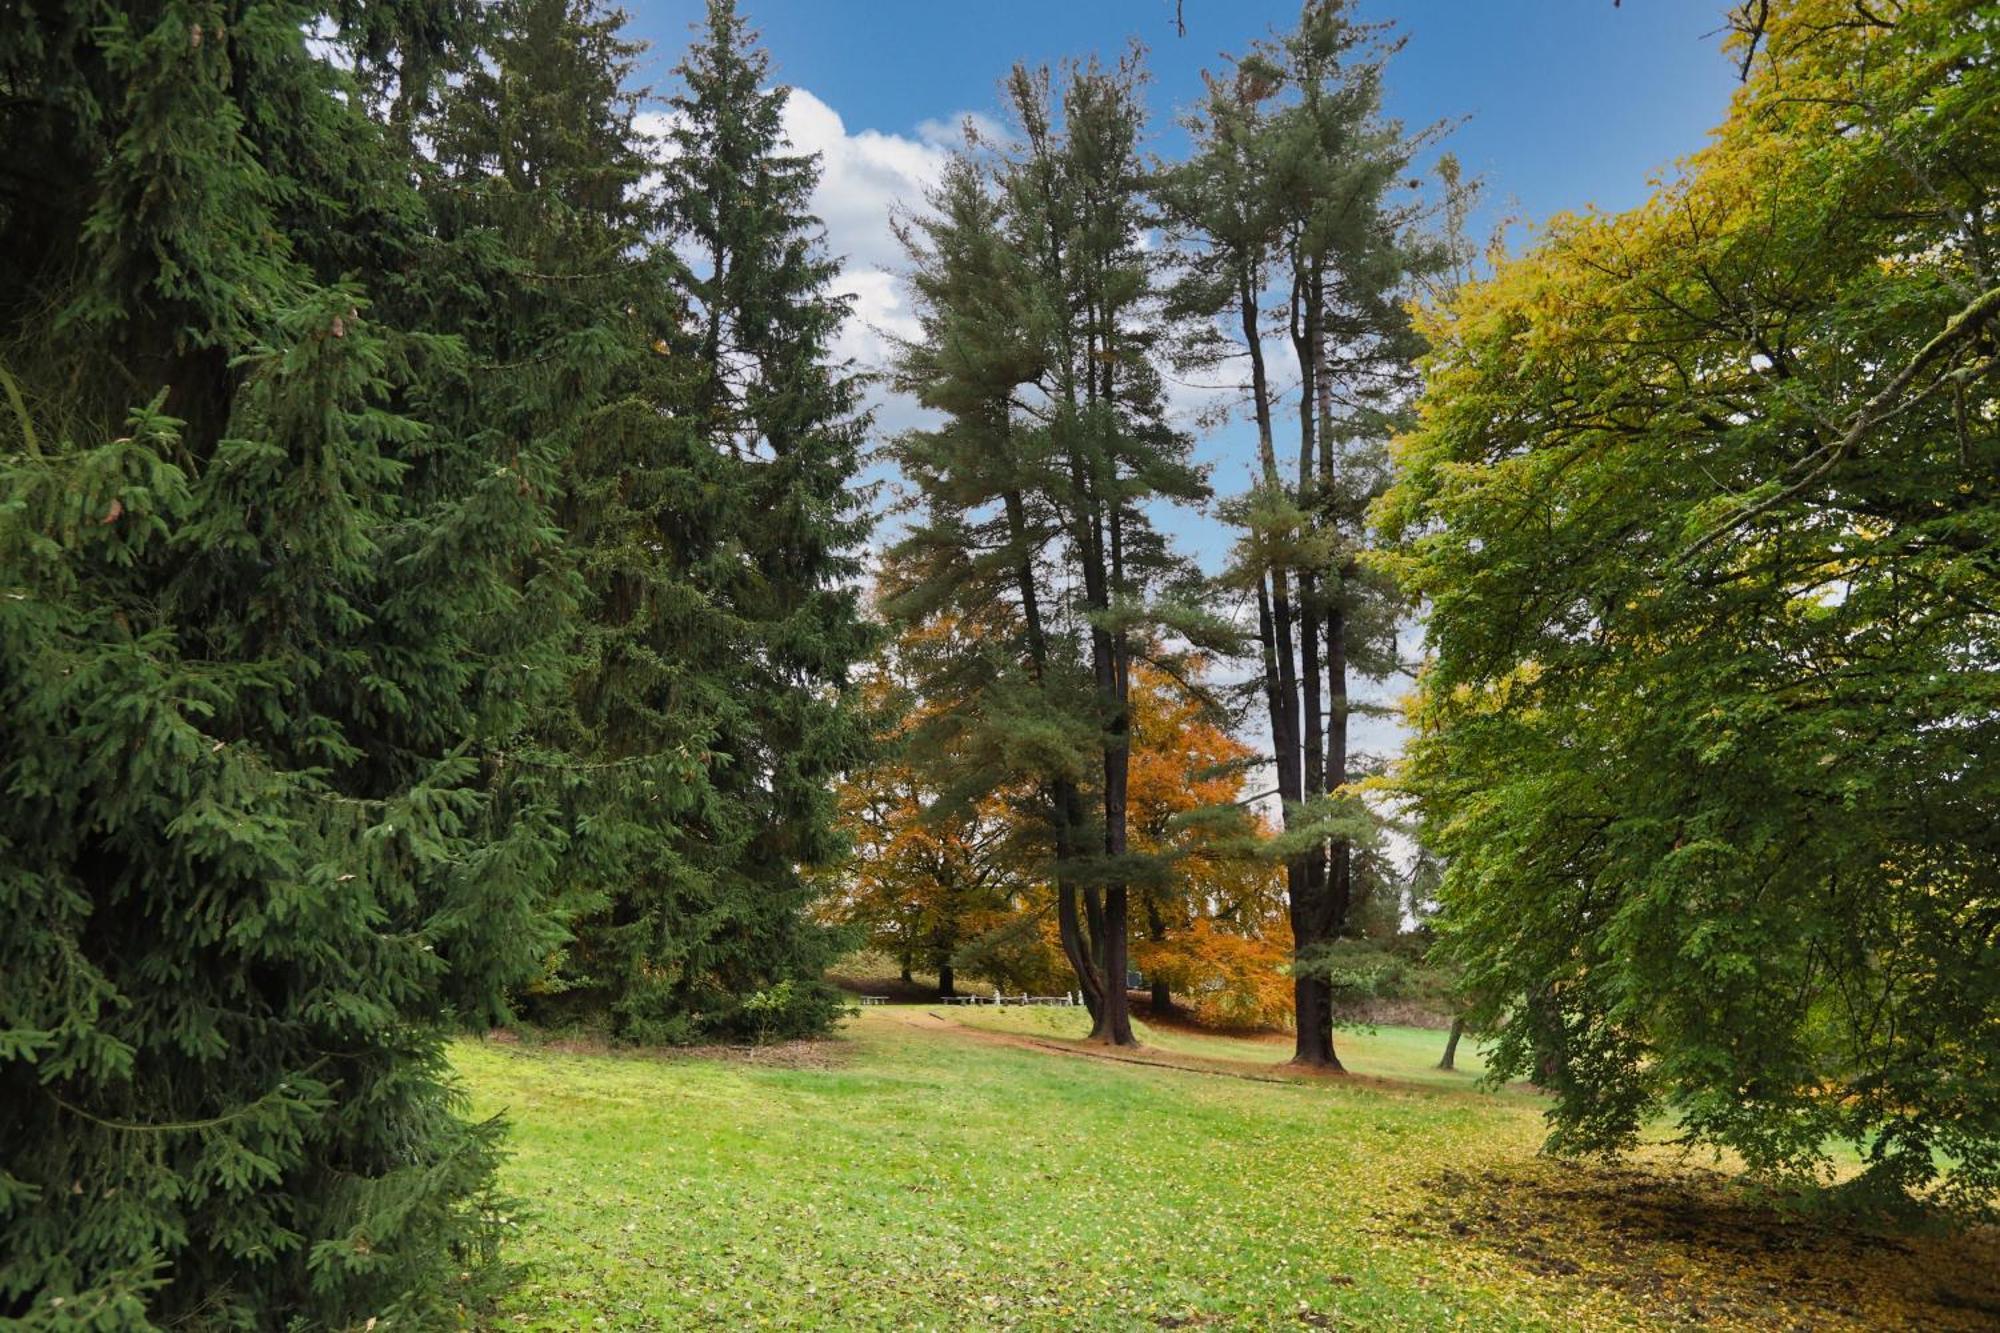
[[457, 1008, 2000, 1331], [949, 1006, 1499, 1091]]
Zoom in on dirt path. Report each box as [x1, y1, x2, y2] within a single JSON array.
[[881, 1006, 1426, 1094]]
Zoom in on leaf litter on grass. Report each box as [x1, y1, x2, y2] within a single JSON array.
[[461, 1009, 1999, 1331], [1386, 1158, 2000, 1331]]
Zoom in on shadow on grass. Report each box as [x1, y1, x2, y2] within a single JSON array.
[[1387, 1160, 2000, 1330]]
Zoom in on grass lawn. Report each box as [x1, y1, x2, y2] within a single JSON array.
[[457, 1007, 1999, 1331]]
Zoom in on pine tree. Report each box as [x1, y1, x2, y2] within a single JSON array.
[[886, 56, 1225, 1047], [1160, 0, 1437, 1068], [0, 3, 564, 1323]]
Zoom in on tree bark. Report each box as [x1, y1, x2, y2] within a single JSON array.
[[1527, 987, 1568, 1088], [1145, 893, 1172, 1013], [1291, 964, 1342, 1069], [1094, 890, 1135, 1044], [1003, 476, 1104, 1023], [1058, 887, 1102, 1021], [1438, 1017, 1466, 1072], [1285, 252, 1343, 1072]]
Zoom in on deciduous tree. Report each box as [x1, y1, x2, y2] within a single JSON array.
[[1382, 0, 1999, 1216], [830, 625, 1032, 996]]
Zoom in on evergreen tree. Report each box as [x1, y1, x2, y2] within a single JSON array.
[[886, 56, 1224, 1047], [0, 3, 564, 1323], [653, 0, 875, 1038], [403, 0, 742, 1043], [1160, 0, 1437, 1067]]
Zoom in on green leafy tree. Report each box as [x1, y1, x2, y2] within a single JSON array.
[[0, 2, 566, 1323], [1382, 0, 1999, 1217]]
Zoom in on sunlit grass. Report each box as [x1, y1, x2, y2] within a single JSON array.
[[945, 1005, 1499, 1091], [458, 1009, 1999, 1330]]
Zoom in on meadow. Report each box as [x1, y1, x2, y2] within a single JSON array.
[[458, 1008, 2000, 1330]]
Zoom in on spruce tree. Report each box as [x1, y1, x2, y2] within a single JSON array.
[[1, 2, 564, 1324], [407, 0, 741, 1044], [653, 0, 875, 1039]]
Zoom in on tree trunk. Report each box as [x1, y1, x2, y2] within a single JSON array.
[[1005, 478, 1103, 1023], [1055, 774, 1104, 1019], [1284, 251, 1343, 1073], [938, 961, 955, 998], [1527, 987, 1568, 1088], [1291, 954, 1342, 1069], [1288, 863, 1343, 1070], [1438, 1017, 1466, 1072], [1145, 893, 1172, 1013], [1093, 889, 1135, 1045], [1057, 876, 1103, 1021]]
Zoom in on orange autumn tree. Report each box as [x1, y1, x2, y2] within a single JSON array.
[[1125, 661, 1294, 1028], [830, 628, 1034, 996], [833, 634, 1292, 1019]]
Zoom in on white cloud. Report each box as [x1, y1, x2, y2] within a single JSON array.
[[777, 89, 974, 438], [780, 88, 947, 274], [913, 110, 1007, 150], [637, 89, 975, 439]]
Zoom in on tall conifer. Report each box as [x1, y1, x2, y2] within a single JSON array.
[[1161, 0, 1436, 1066], [406, 0, 744, 1042], [887, 57, 1222, 1047], [655, 0, 875, 1037], [0, 3, 564, 1322]]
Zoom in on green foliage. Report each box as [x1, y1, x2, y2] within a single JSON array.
[[594, 0, 873, 1042], [0, 3, 564, 1324], [1294, 938, 1408, 1002], [0, 0, 871, 1322], [1384, 0, 1999, 1218], [397, 0, 865, 1048], [1156, 0, 1446, 1064], [882, 52, 1223, 1043]]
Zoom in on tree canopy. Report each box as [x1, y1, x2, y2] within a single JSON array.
[[0, 0, 871, 1320], [1382, 0, 1999, 1215]]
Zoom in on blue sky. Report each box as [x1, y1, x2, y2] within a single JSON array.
[[625, 1, 1742, 238], [622, 0, 1743, 511], [623, 0, 1744, 764]]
